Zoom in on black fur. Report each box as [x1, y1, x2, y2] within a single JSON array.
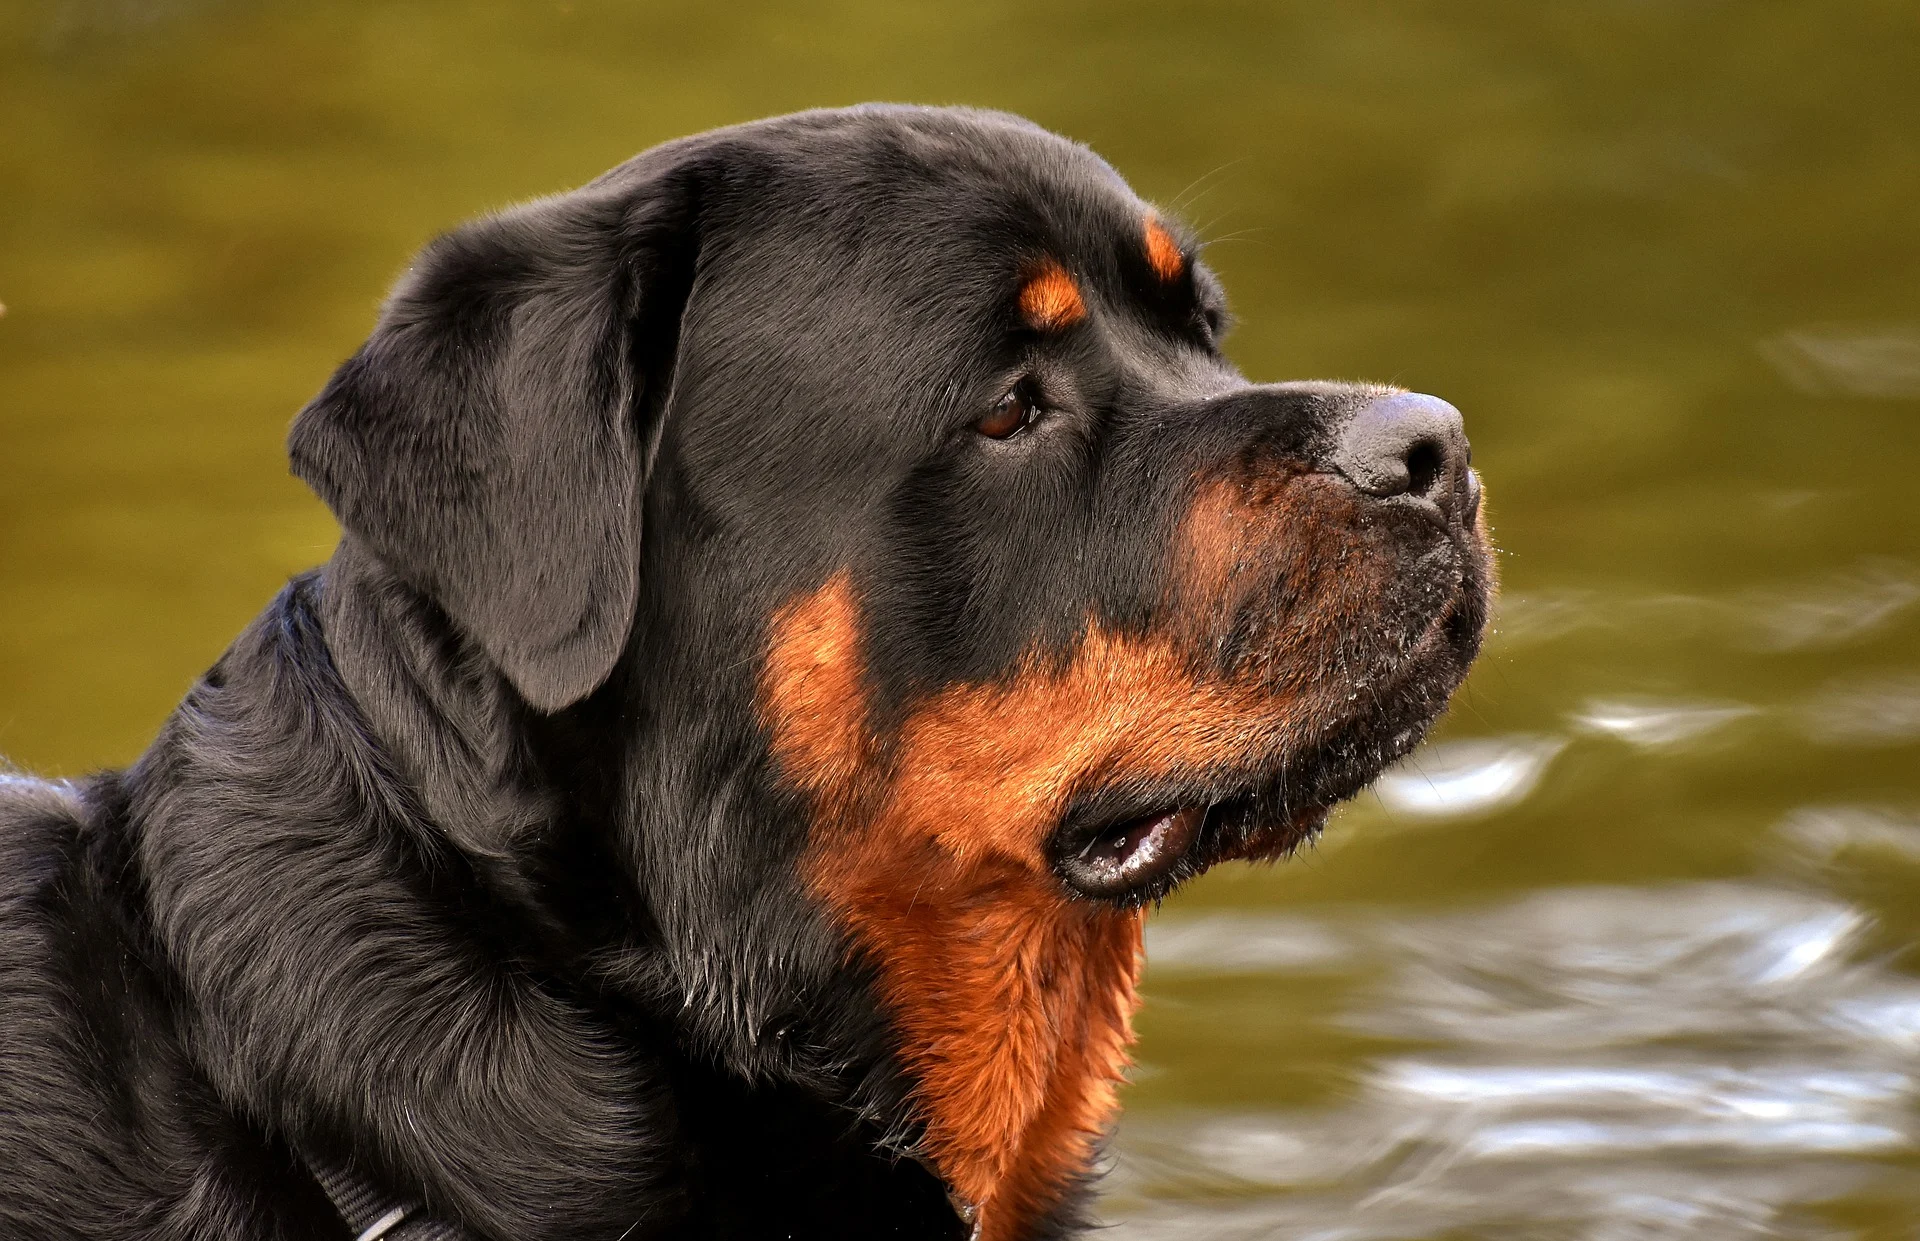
[[0, 106, 1490, 1240]]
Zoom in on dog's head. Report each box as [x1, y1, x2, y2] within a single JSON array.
[[291, 106, 1492, 1239]]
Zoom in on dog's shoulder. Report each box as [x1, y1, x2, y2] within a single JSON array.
[[0, 771, 90, 1021], [0, 774, 143, 1240], [0, 774, 344, 1241], [0, 767, 82, 840]]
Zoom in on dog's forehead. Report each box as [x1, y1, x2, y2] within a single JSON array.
[[696, 107, 1167, 300], [754, 106, 1137, 217]]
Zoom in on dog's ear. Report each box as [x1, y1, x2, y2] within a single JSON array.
[[290, 167, 700, 712]]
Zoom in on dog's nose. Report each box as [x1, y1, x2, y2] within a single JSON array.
[[1330, 391, 1471, 515]]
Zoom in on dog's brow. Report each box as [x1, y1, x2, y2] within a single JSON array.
[[1017, 259, 1087, 331], [1143, 214, 1185, 282]]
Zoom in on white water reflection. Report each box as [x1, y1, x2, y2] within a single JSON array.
[[1779, 804, 1920, 865], [1572, 697, 1758, 748], [1370, 736, 1565, 819], [1116, 883, 1920, 1239]]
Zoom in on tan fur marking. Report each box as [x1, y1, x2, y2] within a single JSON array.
[[1018, 260, 1088, 331], [1143, 215, 1184, 282], [759, 572, 873, 807]]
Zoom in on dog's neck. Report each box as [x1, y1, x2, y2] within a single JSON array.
[[318, 537, 557, 862], [118, 545, 969, 1237], [123, 562, 680, 1239]]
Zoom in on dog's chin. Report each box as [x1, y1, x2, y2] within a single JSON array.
[[1049, 581, 1486, 908]]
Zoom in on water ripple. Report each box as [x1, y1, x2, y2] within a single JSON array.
[[1492, 558, 1920, 654], [1777, 804, 1920, 869], [1737, 560, 1920, 652], [1116, 883, 1920, 1239], [1759, 323, 1920, 400], [1800, 670, 1920, 746]]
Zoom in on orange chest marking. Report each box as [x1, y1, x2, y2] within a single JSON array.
[[763, 575, 1140, 1235], [759, 558, 1305, 1238]]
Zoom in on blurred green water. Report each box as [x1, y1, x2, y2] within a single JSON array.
[[4, 2, 1918, 1235]]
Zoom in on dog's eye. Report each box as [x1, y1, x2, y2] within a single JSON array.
[[976, 384, 1041, 439]]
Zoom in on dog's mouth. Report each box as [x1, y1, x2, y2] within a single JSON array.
[[1048, 576, 1486, 906], [1054, 797, 1329, 903]]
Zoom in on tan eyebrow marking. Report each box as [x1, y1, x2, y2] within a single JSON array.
[[1017, 259, 1087, 331], [1143, 215, 1185, 282]]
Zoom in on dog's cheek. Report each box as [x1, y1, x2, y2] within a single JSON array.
[[759, 571, 875, 809]]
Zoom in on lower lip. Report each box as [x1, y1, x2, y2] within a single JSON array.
[[1070, 805, 1206, 896]]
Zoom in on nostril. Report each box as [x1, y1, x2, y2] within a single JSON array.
[[1404, 439, 1445, 500], [1331, 391, 1466, 507]]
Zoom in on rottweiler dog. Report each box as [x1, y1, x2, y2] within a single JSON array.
[[0, 105, 1492, 1241]]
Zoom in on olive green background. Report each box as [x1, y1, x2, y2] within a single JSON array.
[[5, 2, 1918, 1235]]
